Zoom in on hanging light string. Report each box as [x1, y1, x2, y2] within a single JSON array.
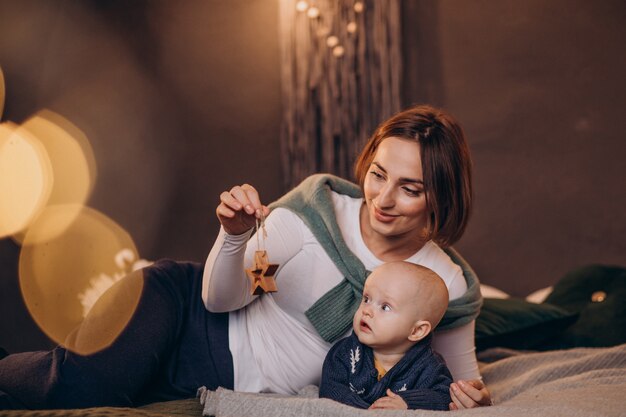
[[280, 0, 401, 190], [294, 0, 364, 58]]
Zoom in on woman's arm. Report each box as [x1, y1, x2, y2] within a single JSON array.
[[202, 207, 305, 312], [202, 227, 253, 312], [432, 321, 479, 381], [433, 322, 492, 409]]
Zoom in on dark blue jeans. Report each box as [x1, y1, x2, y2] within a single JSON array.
[[0, 259, 234, 409]]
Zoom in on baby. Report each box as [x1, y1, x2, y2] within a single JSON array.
[[319, 261, 452, 410]]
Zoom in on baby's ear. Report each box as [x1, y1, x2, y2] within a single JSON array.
[[408, 320, 431, 342]]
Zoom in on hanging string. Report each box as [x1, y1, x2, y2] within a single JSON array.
[[255, 212, 268, 252]]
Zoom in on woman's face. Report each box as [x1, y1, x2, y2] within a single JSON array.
[[362, 137, 429, 244]]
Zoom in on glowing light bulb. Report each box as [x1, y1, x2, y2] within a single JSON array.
[[347, 22, 357, 33], [354, 2, 364, 13], [307, 6, 320, 18], [326, 35, 339, 48], [333, 45, 345, 57], [295, 1, 308, 12]]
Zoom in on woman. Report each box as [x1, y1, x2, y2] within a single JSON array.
[[0, 104, 490, 410], [207, 104, 491, 409]]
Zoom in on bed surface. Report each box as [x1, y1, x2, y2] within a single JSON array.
[[0, 397, 202, 417], [195, 343, 626, 417], [2, 343, 624, 417]]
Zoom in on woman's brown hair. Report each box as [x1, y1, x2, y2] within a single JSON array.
[[354, 104, 473, 248]]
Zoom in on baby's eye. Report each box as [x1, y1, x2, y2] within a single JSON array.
[[381, 304, 391, 312], [362, 295, 370, 304]]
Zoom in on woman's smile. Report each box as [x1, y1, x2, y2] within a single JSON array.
[[372, 206, 399, 223]]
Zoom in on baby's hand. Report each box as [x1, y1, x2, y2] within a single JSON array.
[[368, 389, 407, 410]]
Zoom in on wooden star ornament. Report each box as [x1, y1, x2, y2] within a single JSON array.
[[245, 250, 278, 295]]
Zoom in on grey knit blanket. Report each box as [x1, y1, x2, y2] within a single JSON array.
[[198, 343, 626, 417]]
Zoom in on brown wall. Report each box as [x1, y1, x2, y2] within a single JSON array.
[[1, 0, 624, 352], [402, 0, 626, 296]]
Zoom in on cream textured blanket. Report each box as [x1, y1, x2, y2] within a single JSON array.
[[198, 343, 626, 417]]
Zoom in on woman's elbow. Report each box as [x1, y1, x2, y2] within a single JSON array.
[[202, 289, 247, 313], [202, 292, 229, 313]]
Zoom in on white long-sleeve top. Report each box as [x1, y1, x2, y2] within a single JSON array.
[[203, 192, 480, 394]]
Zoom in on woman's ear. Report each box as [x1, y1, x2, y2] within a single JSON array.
[[408, 320, 431, 342]]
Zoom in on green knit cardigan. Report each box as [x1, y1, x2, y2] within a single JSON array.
[[269, 174, 483, 343]]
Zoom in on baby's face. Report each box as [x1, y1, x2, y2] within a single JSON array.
[[353, 269, 423, 353]]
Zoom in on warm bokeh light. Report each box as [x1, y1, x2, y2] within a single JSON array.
[[0, 122, 54, 239], [307, 6, 319, 19], [295, 1, 308, 12], [19, 205, 143, 355], [12, 110, 97, 244], [0, 66, 5, 119], [332, 45, 345, 57]]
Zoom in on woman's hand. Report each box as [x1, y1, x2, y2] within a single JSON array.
[[449, 379, 492, 410], [216, 184, 270, 235]]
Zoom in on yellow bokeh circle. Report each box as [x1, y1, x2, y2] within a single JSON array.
[[19, 205, 143, 355], [0, 122, 54, 238], [12, 110, 97, 244]]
